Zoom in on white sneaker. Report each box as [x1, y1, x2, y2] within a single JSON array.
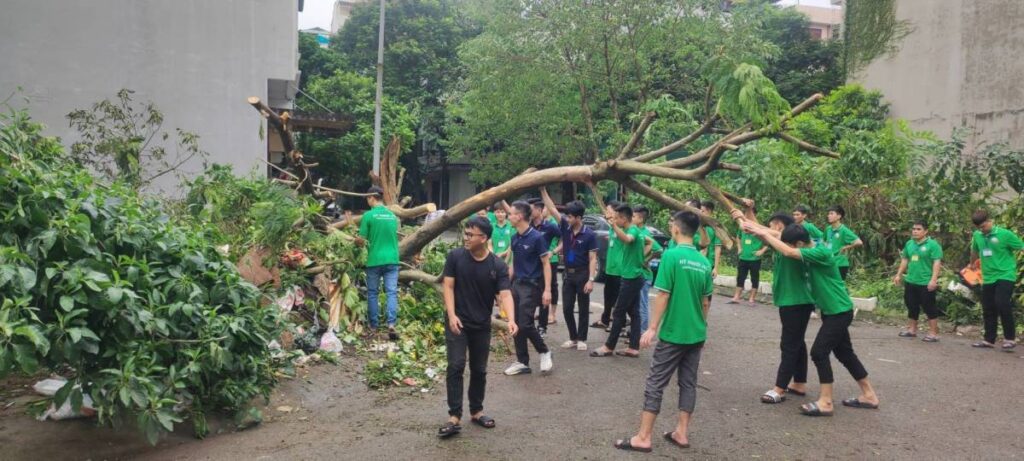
[[560, 340, 577, 349], [504, 362, 531, 376], [576, 342, 588, 351], [539, 352, 553, 373]]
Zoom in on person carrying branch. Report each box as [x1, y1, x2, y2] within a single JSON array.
[[438, 216, 518, 439], [541, 189, 597, 351], [969, 209, 1024, 352], [736, 210, 880, 416], [591, 203, 645, 358], [893, 220, 944, 342]]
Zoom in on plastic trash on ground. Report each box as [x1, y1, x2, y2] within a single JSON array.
[[319, 330, 343, 353], [32, 378, 97, 421]]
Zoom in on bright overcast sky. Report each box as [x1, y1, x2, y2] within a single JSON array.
[[299, 0, 335, 30]]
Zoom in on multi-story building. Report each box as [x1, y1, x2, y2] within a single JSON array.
[[0, 0, 301, 194], [331, 0, 372, 34]]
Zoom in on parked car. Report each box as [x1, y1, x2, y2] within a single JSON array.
[[581, 214, 670, 283]]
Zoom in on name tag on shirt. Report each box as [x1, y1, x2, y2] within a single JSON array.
[[911, 255, 919, 262], [982, 249, 994, 257], [497, 241, 506, 248], [744, 239, 752, 245]]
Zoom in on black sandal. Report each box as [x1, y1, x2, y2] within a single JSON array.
[[590, 321, 608, 328], [437, 422, 461, 438], [615, 350, 640, 358], [590, 349, 614, 357], [800, 402, 833, 417], [471, 415, 496, 428], [663, 431, 690, 449], [613, 436, 652, 453], [841, 398, 879, 409]]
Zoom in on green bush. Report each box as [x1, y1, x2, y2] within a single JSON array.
[[0, 109, 282, 443]]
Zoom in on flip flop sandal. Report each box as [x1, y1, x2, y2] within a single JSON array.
[[898, 331, 917, 338], [800, 402, 833, 417], [614, 437, 652, 453], [615, 350, 640, 358], [921, 335, 939, 343], [761, 390, 786, 404], [841, 398, 879, 410], [590, 322, 608, 328], [437, 422, 462, 438], [786, 387, 807, 396], [471, 415, 496, 428], [725, 299, 739, 304], [1002, 342, 1017, 352], [663, 431, 690, 449], [590, 349, 614, 357], [972, 341, 995, 348]]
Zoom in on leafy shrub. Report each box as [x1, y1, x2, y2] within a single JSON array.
[[0, 109, 282, 443]]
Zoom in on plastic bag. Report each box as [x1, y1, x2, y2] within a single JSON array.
[[32, 378, 97, 421], [319, 330, 343, 353]]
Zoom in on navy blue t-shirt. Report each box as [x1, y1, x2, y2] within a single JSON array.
[[511, 227, 550, 280], [531, 218, 560, 247], [559, 217, 597, 268]]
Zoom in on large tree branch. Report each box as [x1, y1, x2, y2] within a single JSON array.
[[778, 132, 840, 158], [632, 115, 718, 163], [620, 177, 733, 249]]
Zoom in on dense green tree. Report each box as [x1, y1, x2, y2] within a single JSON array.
[[297, 32, 347, 88], [759, 5, 845, 104]]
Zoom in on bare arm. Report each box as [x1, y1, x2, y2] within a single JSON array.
[[893, 258, 908, 285], [842, 238, 864, 253], [611, 222, 635, 243], [540, 187, 562, 222], [742, 220, 801, 260], [929, 259, 942, 290], [498, 289, 517, 335], [541, 253, 552, 304], [702, 296, 710, 320], [443, 276, 461, 334]]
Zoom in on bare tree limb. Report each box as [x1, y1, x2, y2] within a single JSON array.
[[633, 115, 719, 163], [779, 132, 840, 158], [620, 177, 733, 249], [616, 111, 657, 160]]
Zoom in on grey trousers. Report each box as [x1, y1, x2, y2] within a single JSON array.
[[643, 341, 703, 414]]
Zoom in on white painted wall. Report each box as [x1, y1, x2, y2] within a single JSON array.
[[0, 0, 299, 196]]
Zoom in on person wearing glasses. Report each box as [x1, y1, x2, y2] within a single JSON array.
[[438, 216, 519, 439], [969, 209, 1024, 352]]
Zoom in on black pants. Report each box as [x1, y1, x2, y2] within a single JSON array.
[[810, 310, 868, 384], [562, 268, 590, 341], [737, 259, 762, 289], [602, 274, 620, 325], [904, 283, 941, 320], [839, 266, 849, 281], [445, 326, 491, 418], [981, 280, 1016, 343], [605, 276, 643, 350], [775, 304, 813, 389], [539, 262, 560, 330], [512, 279, 549, 366]]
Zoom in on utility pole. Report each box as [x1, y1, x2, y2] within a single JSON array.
[[372, 0, 385, 175]]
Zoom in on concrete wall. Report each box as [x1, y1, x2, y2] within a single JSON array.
[[856, 0, 1024, 149], [0, 0, 298, 196]]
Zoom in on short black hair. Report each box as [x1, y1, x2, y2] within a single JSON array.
[[565, 200, 586, 217], [911, 219, 928, 229], [768, 212, 795, 227], [366, 186, 384, 197], [827, 205, 845, 219], [793, 205, 811, 215], [781, 223, 810, 245], [465, 216, 493, 238], [510, 200, 532, 219], [632, 205, 649, 221], [606, 200, 622, 210], [614, 203, 633, 220], [971, 209, 989, 226], [491, 203, 505, 212], [701, 200, 715, 211], [528, 198, 544, 209], [685, 198, 701, 209], [673, 211, 700, 236]]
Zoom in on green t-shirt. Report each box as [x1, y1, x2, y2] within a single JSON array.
[[738, 231, 764, 261], [803, 221, 824, 242], [798, 245, 853, 315], [653, 244, 713, 345], [618, 225, 646, 279], [491, 220, 513, 255], [547, 218, 560, 264], [695, 227, 721, 267], [902, 237, 943, 286], [971, 226, 1024, 284], [359, 205, 399, 267], [772, 250, 814, 308], [824, 224, 859, 268], [639, 227, 663, 281], [606, 229, 623, 276]]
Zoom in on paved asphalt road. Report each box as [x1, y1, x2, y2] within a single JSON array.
[[3, 283, 1023, 460]]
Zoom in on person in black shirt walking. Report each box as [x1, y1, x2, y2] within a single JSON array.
[[438, 217, 519, 439]]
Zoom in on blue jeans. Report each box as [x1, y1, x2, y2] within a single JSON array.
[[366, 264, 399, 329], [640, 278, 651, 332]]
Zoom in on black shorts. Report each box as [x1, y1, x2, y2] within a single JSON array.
[[904, 283, 941, 320]]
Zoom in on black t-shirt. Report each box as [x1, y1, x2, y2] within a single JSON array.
[[442, 248, 511, 330]]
